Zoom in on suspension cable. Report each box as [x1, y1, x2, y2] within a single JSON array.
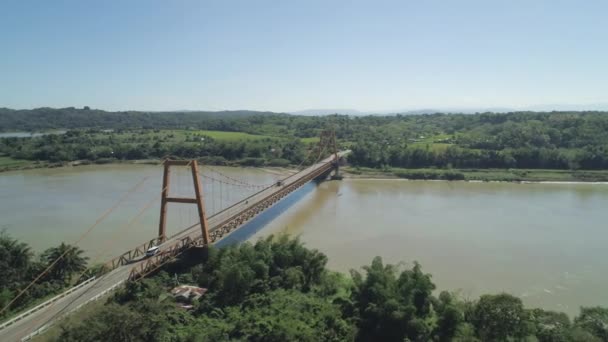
[[203, 167, 277, 189], [7, 144, 336, 324], [201, 137, 321, 188], [20, 190, 163, 338], [0, 176, 149, 316], [200, 173, 266, 189], [161, 142, 336, 244], [210, 176, 215, 215]]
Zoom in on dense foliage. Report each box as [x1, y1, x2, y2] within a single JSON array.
[[0, 231, 89, 318], [0, 129, 307, 167], [344, 112, 608, 170], [53, 236, 608, 342], [0, 108, 283, 132], [3, 108, 608, 171]]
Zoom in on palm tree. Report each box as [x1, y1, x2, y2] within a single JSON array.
[[42, 243, 88, 283], [0, 230, 33, 288]]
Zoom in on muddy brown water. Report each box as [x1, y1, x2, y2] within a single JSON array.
[[2, 165, 607, 315]]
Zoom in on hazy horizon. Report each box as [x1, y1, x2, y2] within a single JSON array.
[[4, 103, 608, 115]]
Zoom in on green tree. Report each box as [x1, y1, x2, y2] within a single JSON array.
[[469, 293, 530, 341], [42, 243, 88, 283], [0, 230, 32, 289], [350, 257, 435, 342], [573, 307, 608, 341], [57, 300, 184, 342], [529, 308, 571, 342], [434, 291, 465, 341], [213, 290, 354, 342]]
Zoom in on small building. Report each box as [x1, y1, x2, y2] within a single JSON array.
[[170, 285, 207, 307]]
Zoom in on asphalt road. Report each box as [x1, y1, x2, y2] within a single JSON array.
[[0, 152, 348, 341]]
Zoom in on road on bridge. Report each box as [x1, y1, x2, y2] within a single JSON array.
[[0, 151, 349, 342]]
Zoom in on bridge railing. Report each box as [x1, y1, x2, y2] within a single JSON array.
[[210, 160, 333, 241], [104, 155, 338, 280], [20, 279, 126, 341], [1, 153, 343, 340], [128, 235, 203, 280], [99, 178, 281, 277], [103, 237, 163, 273], [128, 160, 335, 280], [0, 276, 97, 332]]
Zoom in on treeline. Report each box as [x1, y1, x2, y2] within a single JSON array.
[[0, 130, 307, 167], [4, 108, 608, 171], [55, 236, 608, 342], [349, 144, 608, 170], [0, 231, 89, 317], [0, 107, 283, 132], [343, 111, 608, 170], [4, 108, 608, 148]]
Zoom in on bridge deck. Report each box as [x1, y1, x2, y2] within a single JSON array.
[[1, 151, 348, 341]]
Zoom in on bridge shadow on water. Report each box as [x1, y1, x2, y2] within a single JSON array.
[[174, 181, 321, 271], [214, 180, 320, 248]]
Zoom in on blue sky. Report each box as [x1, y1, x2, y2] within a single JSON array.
[[1, 0, 607, 112]]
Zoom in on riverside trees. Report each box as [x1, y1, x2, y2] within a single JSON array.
[[0, 231, 89, 317], [50, 236, 608, 342], [4, 109, 608, 171]]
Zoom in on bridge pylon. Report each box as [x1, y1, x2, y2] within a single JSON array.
[[158, 160, 210, 245], [317, 129, 341, 179], [318, 129, 338, 162]]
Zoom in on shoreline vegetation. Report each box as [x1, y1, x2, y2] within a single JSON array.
[[0, 231, 90, 324], [31, 235, 608, 342], [4, 109, 608, 183], [3, 157, 608, 184], [0, 157, 299, 175], [3, 109, 608, 340], [342, 166, 608, 183]]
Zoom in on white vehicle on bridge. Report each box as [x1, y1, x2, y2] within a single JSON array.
[[145, 246, 160, 257]]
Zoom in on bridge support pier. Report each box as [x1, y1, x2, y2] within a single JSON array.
[[329, 159, 343, 180]]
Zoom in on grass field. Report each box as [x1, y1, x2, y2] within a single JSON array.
[[406, 133, 456, 151], [0, 156, 34, 169], [300, 137, 320, 144], [409, 142, 453, 151], [126, 129, 315, 142], [191, 130, 319, 144], [183, 130, 275, 141]]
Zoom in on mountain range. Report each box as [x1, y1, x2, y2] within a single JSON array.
[[289, 103, 608, 115]]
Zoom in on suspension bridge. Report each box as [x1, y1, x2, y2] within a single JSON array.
[[0, 130, 349, 341]]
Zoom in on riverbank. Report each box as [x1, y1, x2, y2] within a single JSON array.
[[3, 163, 608, 319], [4, 155, 608, 183], [342, 166, 608, 183], [0, 156, 297, 174], [0, 156, 42, 171], [0, 157, 149, 173]]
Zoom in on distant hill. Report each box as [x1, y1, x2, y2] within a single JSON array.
[[4, 105, 608, 132], [290, 109, 366, 116], [0, 107, 286, 131], [289, 107, 518, 115], [291, 104, 608, 115]]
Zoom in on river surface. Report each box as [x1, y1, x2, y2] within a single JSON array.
[[1, 165, 607, 315]]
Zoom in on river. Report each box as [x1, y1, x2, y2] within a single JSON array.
[[1, 164, 607, 315]]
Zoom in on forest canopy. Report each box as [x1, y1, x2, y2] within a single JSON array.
[[48, 235, 608, 342], [2, 108, 608, 171]]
